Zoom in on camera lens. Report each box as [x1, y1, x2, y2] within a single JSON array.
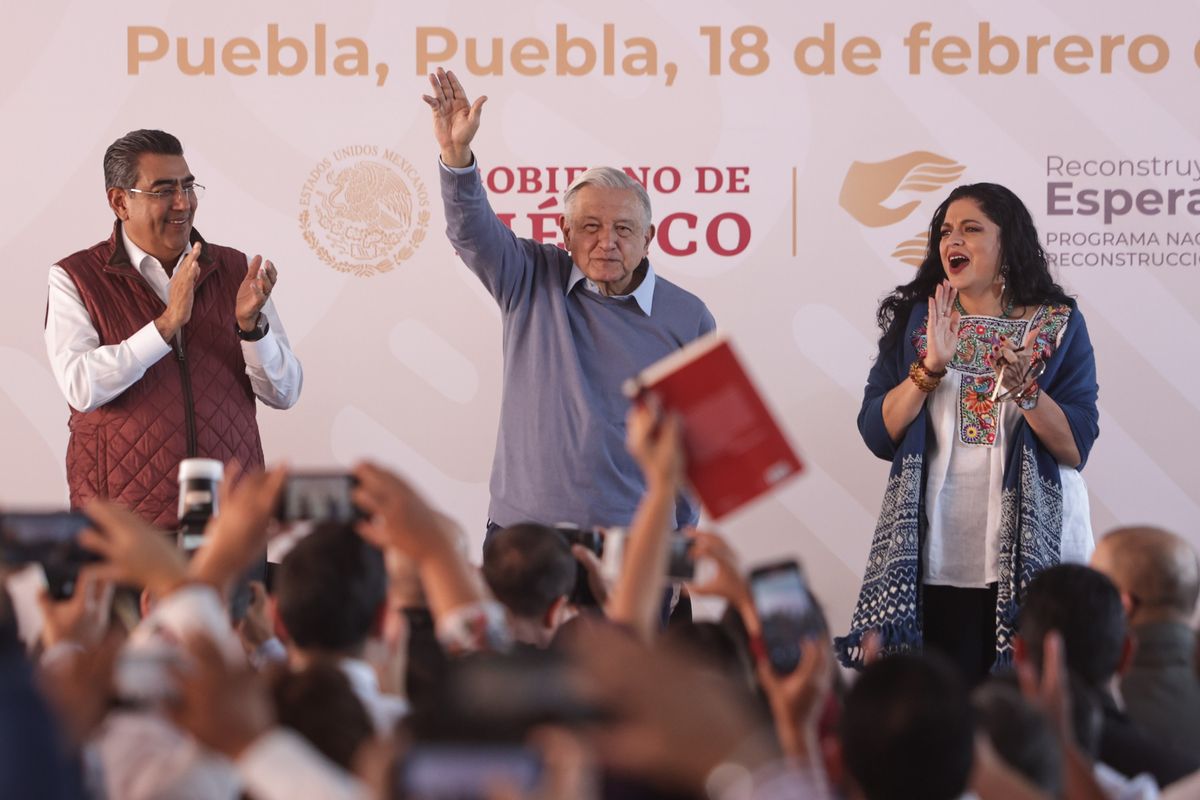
[[177, 458, 224, 550]]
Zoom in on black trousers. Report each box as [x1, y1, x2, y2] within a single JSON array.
[[922, 583, 998, 686]]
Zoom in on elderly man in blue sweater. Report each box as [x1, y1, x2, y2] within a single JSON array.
[[423, 68, 715, 535]]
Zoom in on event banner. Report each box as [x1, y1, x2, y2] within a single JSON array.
[[3, 1, 1197, 629]]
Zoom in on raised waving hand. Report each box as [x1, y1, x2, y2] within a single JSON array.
[[422, 67, 488, 168]]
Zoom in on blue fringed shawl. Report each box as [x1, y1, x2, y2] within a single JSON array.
[[835, 299, 1099, 669]]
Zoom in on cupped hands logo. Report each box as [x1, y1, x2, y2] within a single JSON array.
[[839, 151, 965, 266]]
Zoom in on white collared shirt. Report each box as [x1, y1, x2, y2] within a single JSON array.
[[567, 263, 657, 315], [440, 157, 658, 316], [44, 227, 302, 413]]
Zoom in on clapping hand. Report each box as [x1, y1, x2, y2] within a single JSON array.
[[155, 242, 202, 342], [235, 255, 278, 333], [925, 280, 961, 373], [991, 322, 1043, 402]]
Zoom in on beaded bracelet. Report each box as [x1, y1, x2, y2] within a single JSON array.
[[908, 360, 947, 393]]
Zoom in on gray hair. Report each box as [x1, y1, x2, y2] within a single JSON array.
[[103, 129, 183, 190], [563, 167, 652, 228]]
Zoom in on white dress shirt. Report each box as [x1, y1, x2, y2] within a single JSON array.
[[338, 657, 410, 736], [44, 226, 302, 413]]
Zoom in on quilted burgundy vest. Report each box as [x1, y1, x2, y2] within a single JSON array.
[[56, 221, 265, 528]]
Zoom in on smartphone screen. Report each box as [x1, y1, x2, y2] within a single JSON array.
[[666, 534, 695, 580], [276, 473, 359, 523], [399, 745, 541, 799], [555, 527, 602, 608], [0, 512, 97, 566], [0, 511, 100, 599], [749, 560, 823, 674]]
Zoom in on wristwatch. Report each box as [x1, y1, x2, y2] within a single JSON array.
[[1016, 381, 1041, 410], [235, 314, 270, 342]]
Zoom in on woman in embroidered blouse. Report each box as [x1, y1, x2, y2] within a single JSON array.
[[836, 183, 1100, 682]]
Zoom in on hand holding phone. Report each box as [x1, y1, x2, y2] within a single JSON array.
[[0, 511, 101, 599], [666, 534, 695, 580], [749, 560, 825, 675], [276, 473, 360, 523]]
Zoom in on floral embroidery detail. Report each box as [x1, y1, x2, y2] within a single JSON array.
[[964, 384, 994, 416], [914, 304, 1071, 447]]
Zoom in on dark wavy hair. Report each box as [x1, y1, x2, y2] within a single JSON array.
[[876, 183, 1070, 351], [103, 129, 183, 190]]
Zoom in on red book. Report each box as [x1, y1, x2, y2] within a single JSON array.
[[624, 331, 803, 520]]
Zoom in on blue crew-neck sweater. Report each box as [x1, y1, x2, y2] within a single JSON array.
[[441, 165, 716, 530]]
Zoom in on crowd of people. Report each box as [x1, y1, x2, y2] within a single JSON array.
[[3, 405, 1199, 799], [7, 67, 1197, 799]]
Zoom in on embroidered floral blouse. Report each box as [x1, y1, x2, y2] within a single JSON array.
[[915, 304, 1093, 587]]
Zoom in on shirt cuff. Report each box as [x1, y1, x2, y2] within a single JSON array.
[[128, 321, 173, 368], [240, 327, 280, 369], [438, 156, 477, 175]]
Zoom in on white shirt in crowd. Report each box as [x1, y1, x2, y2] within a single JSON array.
[[88, 586, 368, 800], [339, 657, 410, 736]]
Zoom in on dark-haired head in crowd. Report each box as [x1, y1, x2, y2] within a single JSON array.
[[270, 663, 374, 772], [972, 681, 1063, 795], [1091, 526, 1200, 760], [662, 621, 756, 694], [482, 523, 577, 648], [1017, 563, 1200, 786], [275, 522, 408, 734], [838, 653, 974, 800]]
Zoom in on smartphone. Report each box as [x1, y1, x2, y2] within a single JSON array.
[[0, 511, 100, 599], [414, 650, 608, 743], [276, 473, 360, 523], [397, 744, 542, 799], [666, 534, 695, 580], [555, 526, 602, 607], [748, 559, 824, 675]]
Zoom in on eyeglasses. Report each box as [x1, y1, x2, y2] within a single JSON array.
[[125, 183, 206, 202], [991, 347, 1046, 403]]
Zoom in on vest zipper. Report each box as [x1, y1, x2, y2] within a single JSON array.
[[174, 329, 198, 458]]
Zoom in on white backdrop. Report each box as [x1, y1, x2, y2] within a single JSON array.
[[3, 0, 1199, 633]]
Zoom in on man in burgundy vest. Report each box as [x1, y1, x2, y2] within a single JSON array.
[[44, 130, 303, 528]]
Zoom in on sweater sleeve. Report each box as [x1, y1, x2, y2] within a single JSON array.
[[440, 162, 543, 314]]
